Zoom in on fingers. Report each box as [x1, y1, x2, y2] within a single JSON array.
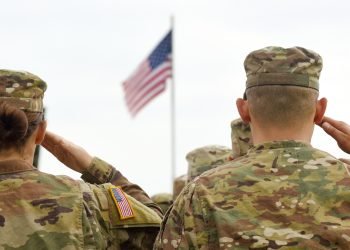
[[321, 120, 350, 154], [41, 131, 72, 165], [41, 131, 65, 155], [321, 121, 347, 143], [322, 116, 350, 135]]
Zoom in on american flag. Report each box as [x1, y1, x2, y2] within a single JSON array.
[[110, 187, 135, 219], [122, 30, 172, 116]]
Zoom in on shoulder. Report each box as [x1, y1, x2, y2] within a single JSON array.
[[79, 182, 162, 229], [155, 182, 205, 249], [192, 156, 253, 190], [17, 170, 82, 195]]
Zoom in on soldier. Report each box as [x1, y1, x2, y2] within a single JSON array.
[[155, 46, 350, 249], [185, 120, 252, 183], [230, 118, 252, 158], [151, 193, 173, 214], [186, 145, 233, 182], [172, 174, 187, 200], [0, 70, 162, 249]]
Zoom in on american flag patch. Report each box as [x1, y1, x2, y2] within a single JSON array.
[[109, 186, 135, 220]]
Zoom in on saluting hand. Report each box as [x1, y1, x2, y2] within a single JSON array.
[[319, 116, 350, 154], [41, 131, 93, 173]]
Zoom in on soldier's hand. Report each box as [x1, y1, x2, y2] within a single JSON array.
[[320, 116, 350, 154], [41, 131, 93, 173], [340, 158, 350, 165]]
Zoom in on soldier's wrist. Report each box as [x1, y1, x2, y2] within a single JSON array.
[[81, 157, 114, 184]]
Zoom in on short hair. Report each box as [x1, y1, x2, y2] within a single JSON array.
[[246, 85, 318, 128]]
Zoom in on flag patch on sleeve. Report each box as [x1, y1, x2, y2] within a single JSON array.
[[109, 186, 135, 220]]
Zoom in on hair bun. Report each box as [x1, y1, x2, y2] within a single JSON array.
[[0, 102, 28, 143]]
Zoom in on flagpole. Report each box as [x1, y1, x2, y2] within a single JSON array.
[[170, 16, 176, 188]]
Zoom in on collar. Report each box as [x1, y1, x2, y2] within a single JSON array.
[[0, 159, 35, 175], [248, 140, 312, 154]]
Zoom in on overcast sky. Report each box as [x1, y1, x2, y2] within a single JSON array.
[[1, 0, 350, 195]]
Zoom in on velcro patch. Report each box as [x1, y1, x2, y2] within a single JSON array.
[[109, 186, 135, 220]]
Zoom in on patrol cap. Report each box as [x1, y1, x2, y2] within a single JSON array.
[[186, 145, 233, 182], [231, 118, 253, 158], [0, 69, 47, 112], [244, 46, 322, 91]]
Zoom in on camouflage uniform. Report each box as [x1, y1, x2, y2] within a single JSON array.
[[151, 193, 173, 214], [154, 47, 350, 249], [0, 70, 162, 249]]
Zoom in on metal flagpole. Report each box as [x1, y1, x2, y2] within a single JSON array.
[[170, 16, 176, 188]]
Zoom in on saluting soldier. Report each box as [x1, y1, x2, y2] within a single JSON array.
[[155, 46, 350, 249], [0, 70, 162, 249]]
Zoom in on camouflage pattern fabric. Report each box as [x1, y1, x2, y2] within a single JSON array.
[[0, 69, 46, 112], [0, 157, 162, 249], [155, 141, 350, 249], [173, 174, 187, 200], [231, 118, 253, 158], [186, 145, 233, 182], [151, 193, 173, 214], [244, 46, 322, 91]]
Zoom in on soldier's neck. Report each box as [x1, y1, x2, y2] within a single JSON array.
[[251, 123, 314, 145], [0, 147, 34, 165]]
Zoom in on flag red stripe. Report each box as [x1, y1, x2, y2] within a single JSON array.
[[124, 60, 171, 102], [130, 83, 166, 116], [125, 65, 172, 106], [127, 71, 171, 111]]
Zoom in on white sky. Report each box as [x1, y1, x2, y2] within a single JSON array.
[[1, 0, 350, 196]]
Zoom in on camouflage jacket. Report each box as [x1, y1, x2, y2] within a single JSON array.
[[0, 157, 162, 250], [155, 141, 350, 250]]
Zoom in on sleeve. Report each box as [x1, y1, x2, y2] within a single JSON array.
[[154, 182, 208, 250], [80, 182, 162, 250], [81, 157, 163, 217]]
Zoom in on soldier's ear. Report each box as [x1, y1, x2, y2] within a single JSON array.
[[236, 98, 251, 123], [314, 97, 327, 125], [35, 120, 47, 145]]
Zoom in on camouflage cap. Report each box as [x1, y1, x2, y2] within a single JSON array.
[[186, 145, 233, 182], [244, 46, 322, 91], [231, 118, 253, 158], [0, 69, 47, 112], [173, 174, 187, 200]]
